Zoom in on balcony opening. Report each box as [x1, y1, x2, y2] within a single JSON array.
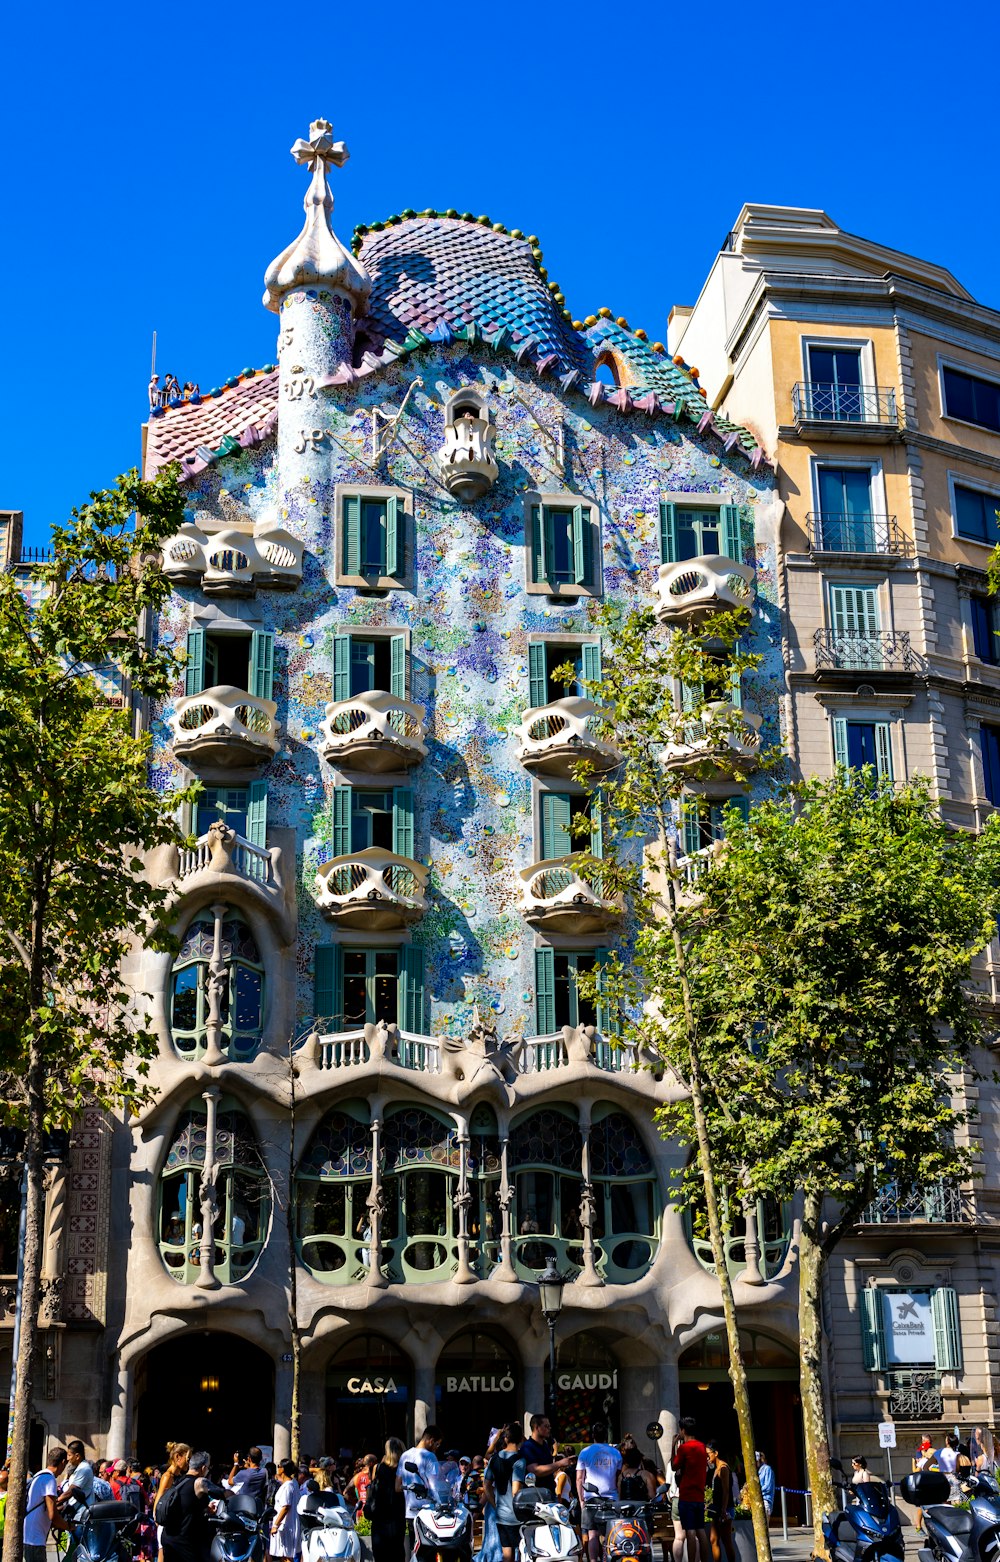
[[553, 951, 597, 1029], [539, 790, 599, 860], [351, 789, 395, 852], [343, 948, 399, 1028], [348, 636, 394, 696], [205, 631, 251, 690], [196, 786, 248, 839]]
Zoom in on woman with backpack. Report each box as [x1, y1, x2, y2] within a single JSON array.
[[366, 1437, 406, 1562], [483, 1423, 526, 1562], [153, 1444, 191, 1562], [619, 1443, 656, 1503]]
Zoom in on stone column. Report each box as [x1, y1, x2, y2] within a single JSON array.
[[367, 1112, 387, 1289], [452, 1114, 475, 1285], [576, 1101, 602, 1288], [740, 1198, 765, 1286], [522, 1349, 545, 1430], [274, 1352, 294, 1463], [495, 1132, 517, 1283], [656, 1359, 680, 1475], [203, 903, 227, 1066], [413, 1361, 436, 1440], [106, 1358, 134, 1460], [196, 1085, 221, 1289]]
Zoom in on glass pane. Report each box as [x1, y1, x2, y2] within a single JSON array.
[[956, 486, 994, 543], [171, 965, 200, 1032], [575, 954, 597, 1029], [234, 966, 262, 1032], [360, 500, 387, 573], [547, 509, 575, 583], [374, 954, 398, 1025], [554, 954, 572, 1028], [518, 1171, 555, 1236], [350, 639, 376, 696], [382, 1175, 400, 1239], [676, 510, 719, 559], [846, 724, 878, 769], [197, 788, 248, 838], [160, 1174, 187, 1244], [610, 1183, 653, 1235], [560, 1177, 584, 1241]]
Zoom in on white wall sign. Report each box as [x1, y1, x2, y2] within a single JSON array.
[[878, 1423, 897, 1449], [881, 1291, 933, 1365]]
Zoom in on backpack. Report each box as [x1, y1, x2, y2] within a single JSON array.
[[488, 1453, 518, 1499], [154, 1480, 186, 1534], [363, 1476, 382, 1524], [119, 1480, 144, 1517], [621, 1472, 647, 1502]]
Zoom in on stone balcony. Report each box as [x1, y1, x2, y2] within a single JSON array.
[[309, 1020, 653, 1078], [315, 846, 428, 929], [320, 691, 427, 773], [661, 703, 763, 776], [161, 523, 304, 595], [515, 697, 620, 780], [518, 855, 623, 934], [655, 557, 755, 625], [170, 686, 279, 769]]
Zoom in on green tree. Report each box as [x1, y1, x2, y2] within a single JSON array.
[[647, 776, 1000, 1557], [565, 598, 777, 1562], [0, 468, 191, 1562]]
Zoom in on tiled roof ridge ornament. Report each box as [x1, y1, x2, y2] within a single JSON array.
[[263, 117, 371, 316]]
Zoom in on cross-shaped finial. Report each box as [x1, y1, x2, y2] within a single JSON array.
[[291, 118, 350, 174]]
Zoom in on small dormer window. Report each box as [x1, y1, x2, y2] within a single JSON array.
[[437, 390, 498, 500]]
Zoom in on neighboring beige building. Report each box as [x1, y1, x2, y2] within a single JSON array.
[[670, 204, 1000, 1459]]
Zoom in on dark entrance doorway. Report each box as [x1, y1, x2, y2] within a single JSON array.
[[135, 1333, 275, 1470], [435, 1329, 520, 1451], [553, 1331, 620, 1448], [326, 1334, 410, 1459], [679, 1328, 804, 1516]]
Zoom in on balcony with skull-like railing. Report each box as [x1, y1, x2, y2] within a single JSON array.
[[655, 556, 756, 627], [661, 702, 763, 776], [519, 856, 622, 935], [320, 691, 428, 774], [171, 686, 279, 769], [515, 696, 620, 781], [161, 522, 304, 596], [315, 847, 429, 930]]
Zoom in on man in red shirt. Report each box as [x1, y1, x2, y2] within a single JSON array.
[[671, 1419, 709, 1562]]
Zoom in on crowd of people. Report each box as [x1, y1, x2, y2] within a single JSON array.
[[148, 374, 199, 409], [0, 1419, 778, 1562]]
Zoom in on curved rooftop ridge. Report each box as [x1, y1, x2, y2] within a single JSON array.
[[144, 215, 769, 480]]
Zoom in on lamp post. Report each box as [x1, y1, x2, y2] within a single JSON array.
[[537, 1254, 566, 1426]]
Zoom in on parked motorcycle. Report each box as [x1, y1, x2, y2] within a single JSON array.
[[297, 1491, 361, 1562], [580, 1488, 655, 1562], [403, 1462, 473, 1562], [822, 1462, 904, 1562], [902, 1469, 1000, 1562], [513, 1487, 580, 1562], [69, 1500, 141, 1562], [209, 1490, 265, 1562]]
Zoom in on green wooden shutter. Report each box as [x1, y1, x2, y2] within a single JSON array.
[[860, 1287, 887, 1372], [543, 507, 557, 587], [541, 792, 573, 859], [528, 642, 547, 708], [343, 494, 361, 575], [386, 495, 401, 578], [581, 641, 602, 688], [573, 504, 592, 587], [729, 655, 743, 710], [682, 804, 703, 858], [535, 946, 556, 1035], [594, 946, 619, 1036], [332, 635, 350, 702], [399, 946, 425, 1032], [393, 787, 415, 859], [246, 780, 268, 847], [390, 635, 406, 698], [721, 503, 745, 561], [332, 787, 352, 857], [932, 1287, 963, 1372], [659, 502, 678, 564], [530, 505, 545, 586], [590, 797, 603, 859], [185, 629, 205, 697], [314, 944, 343, 1030], [874, 722, 893, 781], [249, 631, 274, 700], [833, 717, 849, 771]]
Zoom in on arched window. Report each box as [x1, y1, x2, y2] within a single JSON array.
[[381, 1107, 459, 1284], [685, 1181, 790, 1282], [509, 1108, 583, 1280], [296, 1104, 372, 1284], [468, 1104, 502, 1280], [158, 1099, 270, 1285], [170, 908, 264, 1061], [590, 1107, 659, 1281]]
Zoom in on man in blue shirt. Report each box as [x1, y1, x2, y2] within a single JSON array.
[[755, 1452, 776, 1518], [576, 1422, 622, 1562]]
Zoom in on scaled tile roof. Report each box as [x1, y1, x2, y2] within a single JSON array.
[[145, 215, 767, 480]]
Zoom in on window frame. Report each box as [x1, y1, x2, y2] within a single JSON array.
[[335, 483, 411, 591], [658, 496, 749, 566], [948, 471, 1000, 549], [970, 594, 1000, 665], [169, 908, 265, 1062], [800, 335, 877, 392], [332, 628, 409, 702], [157, 1100, 270, 1287], [938, 354, 1000, 437], [525, 490, 601, 598]]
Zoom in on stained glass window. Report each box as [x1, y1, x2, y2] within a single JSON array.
[[158, 1098, 269, 1286], [295, 1105, 372, 1282], [170, 907, 264, 1061]]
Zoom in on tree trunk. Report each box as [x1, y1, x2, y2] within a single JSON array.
[[800, 1192, 835, 1560], [2, 1043, 46, 1562], [667, 855, 772, 1562]]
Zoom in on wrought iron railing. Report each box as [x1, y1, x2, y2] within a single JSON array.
[[793, 382, 898, 425], [814, 629, 915, 673], [806, 513, 909, 556], [887, 1370, 943, 1420], [859, 1181, 972, 1224]]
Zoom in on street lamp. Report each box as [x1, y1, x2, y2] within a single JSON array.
[[537, 1254, 566, 1425]]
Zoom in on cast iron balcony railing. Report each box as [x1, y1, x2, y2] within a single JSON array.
[[516, 697, 620, 779], [858, 1180, 972, 1225], [792, 381, 898, 427], [655, 557, 755, 624], [807, 512, 909, 556], [814, 629, 915, 674], [886, 1371, 943, 1421]]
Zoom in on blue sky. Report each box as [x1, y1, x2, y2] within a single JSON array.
[[3, 0, 998, 547]]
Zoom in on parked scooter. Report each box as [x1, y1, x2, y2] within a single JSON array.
[[903, 1469, 1000, 1562], [403, 1462, 473, 1562], [68, 1500, 141, 1562], [822, 1461, 904, 1562], [513, 1486, 580, 1562], [209, 1490, 265, 1562], [579, 1488, 655, 1562], [297, 1490, 361, 1562]]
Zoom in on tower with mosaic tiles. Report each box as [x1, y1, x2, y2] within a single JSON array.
[[108, 119, 802, 1478]]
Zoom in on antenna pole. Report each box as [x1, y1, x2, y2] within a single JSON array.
[[151, 330, 157, 378]]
